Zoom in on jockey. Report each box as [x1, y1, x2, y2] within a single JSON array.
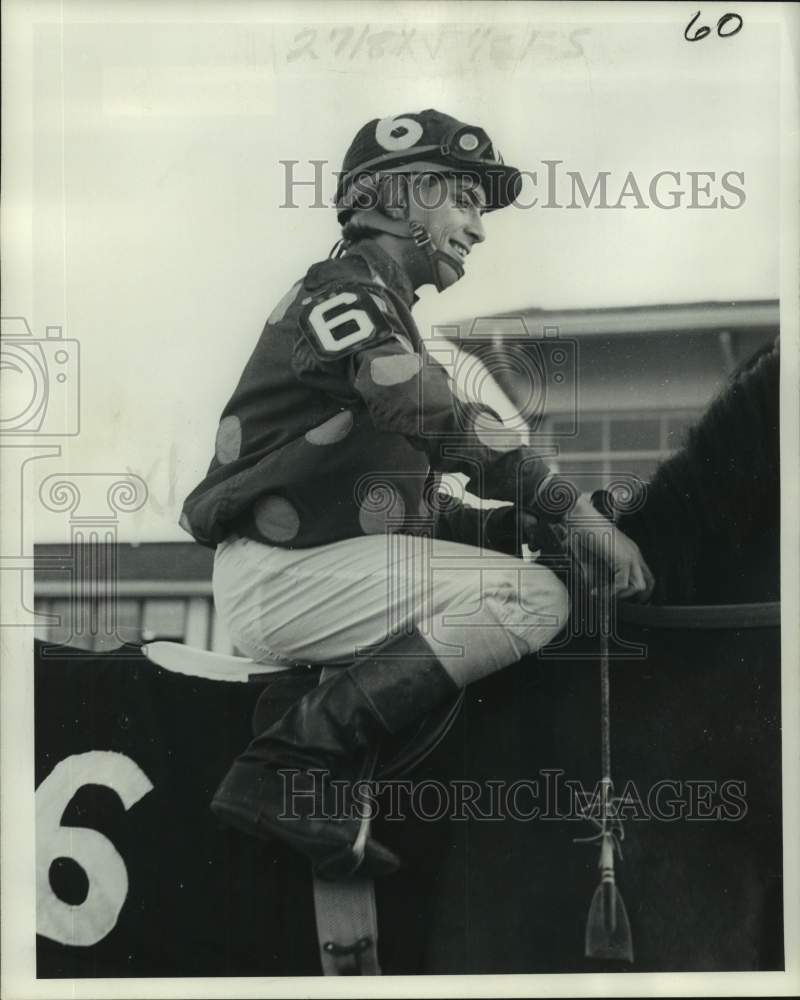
[[180, 109, 654, 879]]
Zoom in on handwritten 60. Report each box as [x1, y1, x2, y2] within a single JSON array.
[[685, 10, 744, 42]]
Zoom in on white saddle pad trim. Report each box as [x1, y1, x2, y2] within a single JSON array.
[[142, 641, 291, 682]]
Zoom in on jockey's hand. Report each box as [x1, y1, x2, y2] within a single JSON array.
[[565, 495, 655, 603], [520, 511, 570, 562], [518, 510, 543, 545]]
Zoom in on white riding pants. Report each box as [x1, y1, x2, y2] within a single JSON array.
[[213, 533, 569, 687]]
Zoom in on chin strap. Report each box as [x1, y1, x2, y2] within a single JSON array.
[[330, 210, 462, 293], [408, 220, 463, 292]]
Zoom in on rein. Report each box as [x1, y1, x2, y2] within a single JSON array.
[[577, 595, 780, 962]]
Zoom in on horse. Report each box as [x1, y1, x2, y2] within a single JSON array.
[[34, 338, 781, 977], [366, 336, 782, 973]]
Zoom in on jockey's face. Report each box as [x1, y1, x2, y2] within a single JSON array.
[[411, 176, 487, 288]]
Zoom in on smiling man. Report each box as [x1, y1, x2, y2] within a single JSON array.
[[181, 109, 653, 879]]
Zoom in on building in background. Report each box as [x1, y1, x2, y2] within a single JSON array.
[[34, 541, 224, 653], [453, 298, 777, 493], [34, 299, 778, 653]]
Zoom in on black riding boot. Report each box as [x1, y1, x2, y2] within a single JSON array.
[[210, 629, 460, 879]]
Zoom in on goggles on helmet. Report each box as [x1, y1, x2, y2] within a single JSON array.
[[335, 111, 521, 218]]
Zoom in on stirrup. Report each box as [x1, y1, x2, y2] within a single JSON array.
[[314, 744, 381, 880]]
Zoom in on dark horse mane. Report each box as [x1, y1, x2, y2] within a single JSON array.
[[618, 337, 780, 604]]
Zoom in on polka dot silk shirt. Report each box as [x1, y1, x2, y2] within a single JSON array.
[[180, 240, 556, 550]]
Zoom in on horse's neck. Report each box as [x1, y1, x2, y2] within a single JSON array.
[[617, 345, 779, 606], [620, 495, 779, 605]]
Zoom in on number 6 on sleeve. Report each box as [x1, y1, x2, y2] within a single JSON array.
[[298, 285, 391, 359]]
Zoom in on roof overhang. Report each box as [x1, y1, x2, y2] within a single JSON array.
[[452, 300, 779, 339]]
